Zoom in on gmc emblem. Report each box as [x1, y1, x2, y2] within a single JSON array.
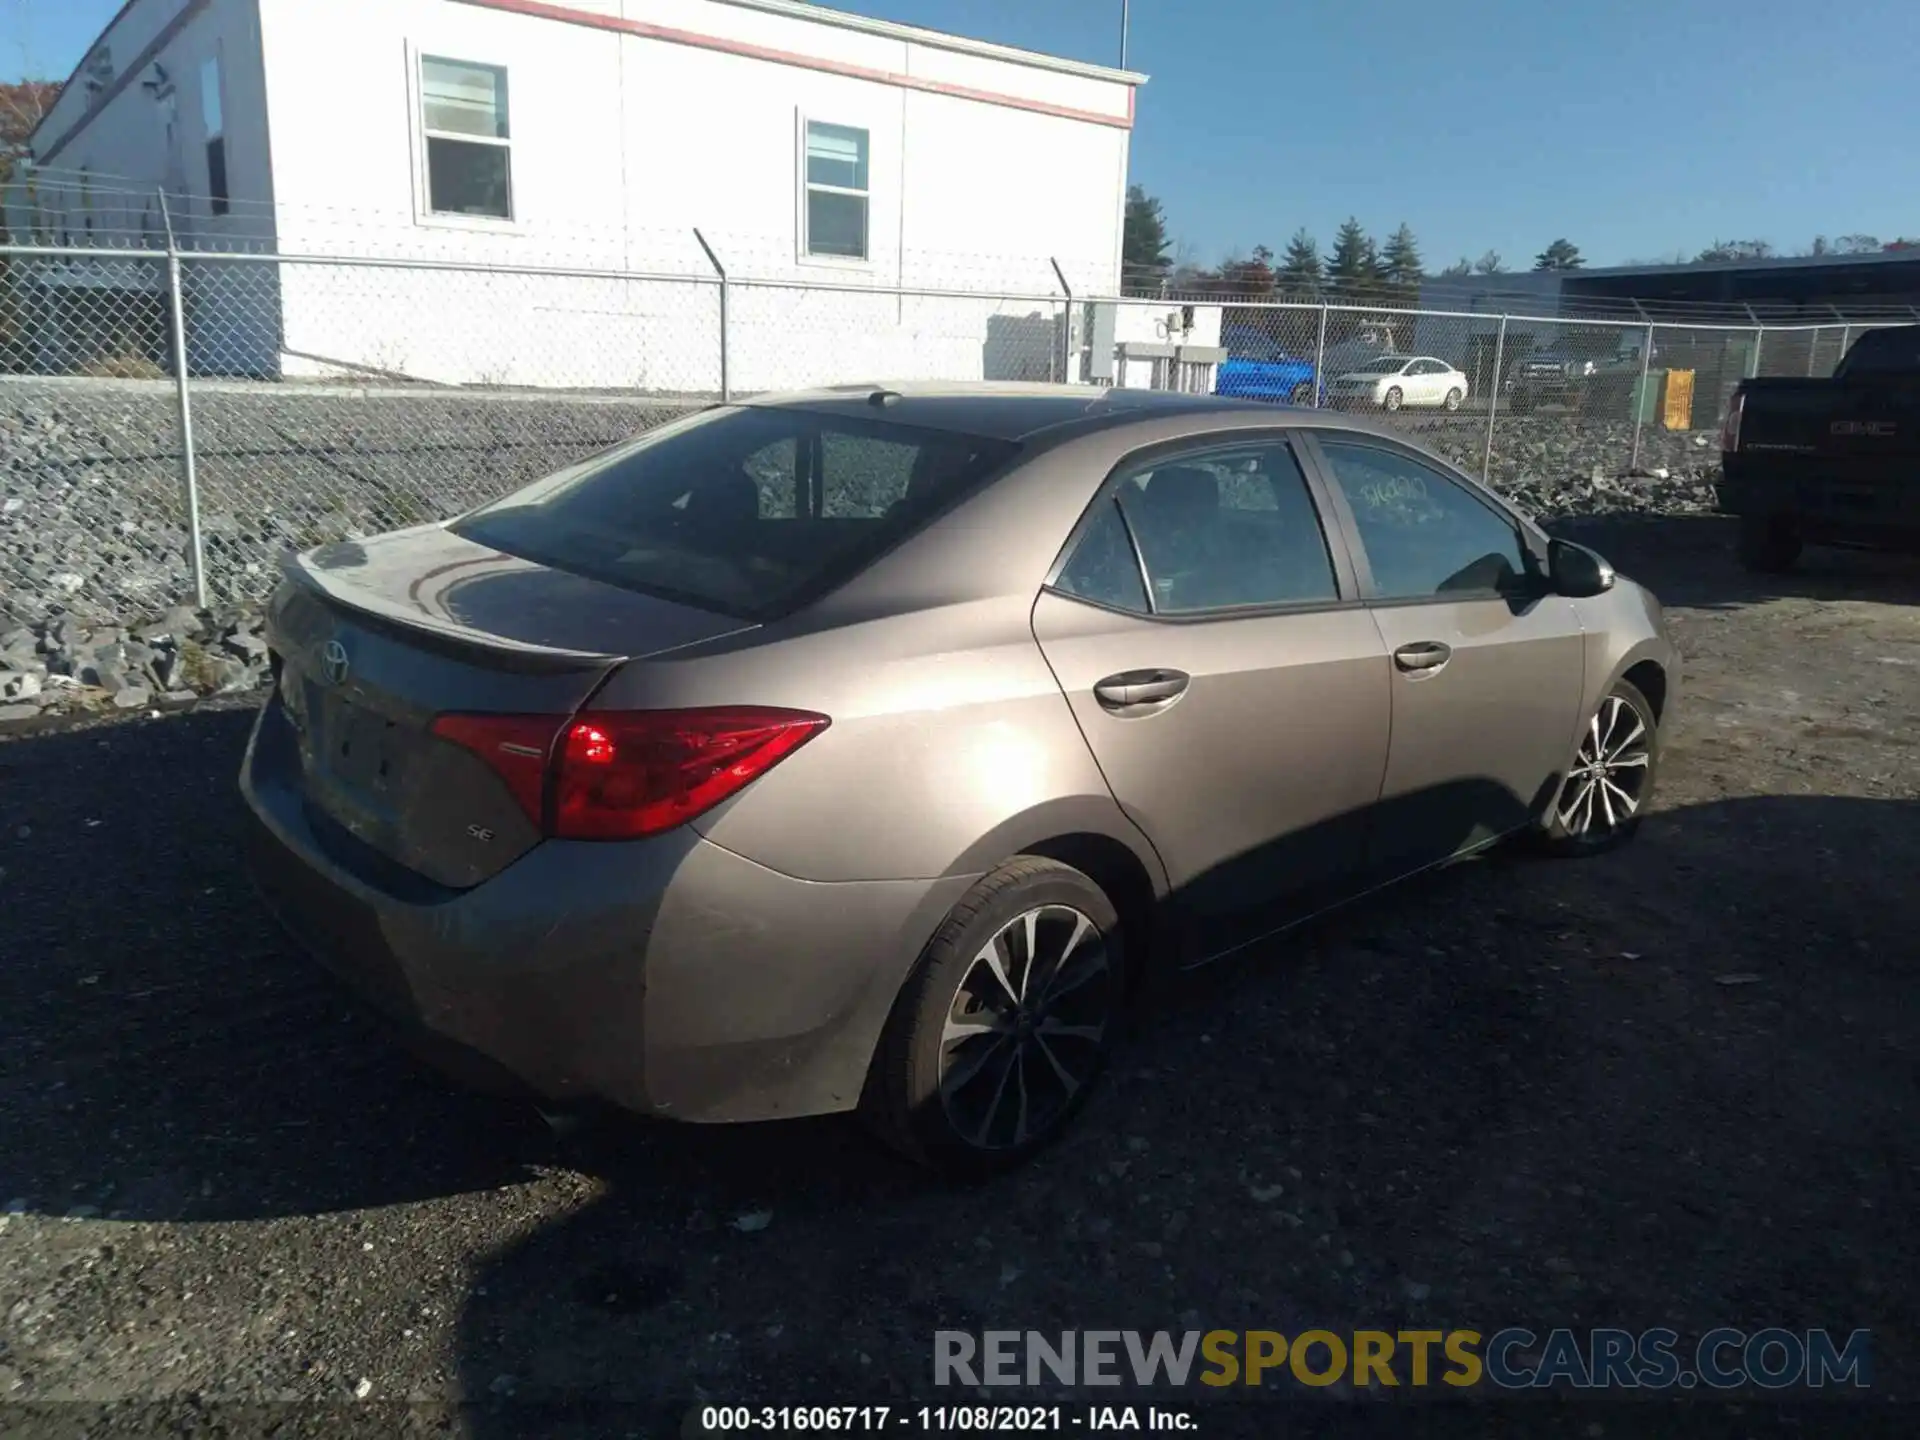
[[1831, 420, 1895, 437]]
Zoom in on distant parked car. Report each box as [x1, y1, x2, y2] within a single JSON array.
[[241, 383, 1674, 1176], [1214, 349, 1318, 405], [1213, 323, 1403, 408], [1328, 355, 1471, 412], [1507, 333, 1655, 414]]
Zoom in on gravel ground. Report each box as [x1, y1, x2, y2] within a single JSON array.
[[1, 517, 1916, 1437]]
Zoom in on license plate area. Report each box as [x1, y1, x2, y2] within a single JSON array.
[[322, 694, 405, 795]]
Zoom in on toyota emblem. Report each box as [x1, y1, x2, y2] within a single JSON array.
[[319, 639, 350, 686]]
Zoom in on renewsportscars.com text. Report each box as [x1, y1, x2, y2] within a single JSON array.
[[934, 1328, 1872, 1391]]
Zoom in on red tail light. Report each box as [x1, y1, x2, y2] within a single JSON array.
[[428, 712, 560, 824], [1720, 391, 1745, 452], [430, 706, 829, 841]]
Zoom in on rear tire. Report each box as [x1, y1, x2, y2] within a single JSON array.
[[1736, 513, 1802, 573], [861, 857, 1124, 1179], [1382, 386, 1403, 412]]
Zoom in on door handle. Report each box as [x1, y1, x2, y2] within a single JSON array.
[[1093, 669, 1190, 709], [1392, 641, 1452, 673]]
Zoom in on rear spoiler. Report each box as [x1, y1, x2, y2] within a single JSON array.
[[277, 548, 626, 675]]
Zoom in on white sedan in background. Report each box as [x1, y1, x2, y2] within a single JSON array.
[[1327, 355, 1471, 412]]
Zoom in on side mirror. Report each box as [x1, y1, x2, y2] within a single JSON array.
[[1547, 538, 1615, 597]]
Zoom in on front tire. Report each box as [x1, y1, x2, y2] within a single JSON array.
[[1736, 513, 1802, 573], [862, 857, 1124, 1178], [1289, 381, 1314, 404], [1536, 679, 1660, 857], [1444, 387, 1464, 412], [1382, 386, 1404, 412]]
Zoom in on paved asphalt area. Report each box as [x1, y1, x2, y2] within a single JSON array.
[[2, 514, 1916, 1439]]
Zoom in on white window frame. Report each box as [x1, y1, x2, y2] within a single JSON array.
[[796, 112, 872, 269], [409, 44, 519, 232]]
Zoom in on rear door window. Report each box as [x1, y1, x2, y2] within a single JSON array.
[[452, 406, 1015, 619], [1052, 439, 1340, 616]]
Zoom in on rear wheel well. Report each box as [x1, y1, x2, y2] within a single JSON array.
[[1622, 660, 1667, 724], [1018, 833, 1160, 993]]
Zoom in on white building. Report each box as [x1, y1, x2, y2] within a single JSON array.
[[17, 0, 1145, 390]]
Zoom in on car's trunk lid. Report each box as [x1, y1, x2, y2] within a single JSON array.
[[266, 524, 756, 888]]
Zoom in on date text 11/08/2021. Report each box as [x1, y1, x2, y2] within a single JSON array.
[[695, 1406, 1194, 1432]]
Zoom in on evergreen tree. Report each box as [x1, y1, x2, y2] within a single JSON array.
[[1277, 228, 1322, 296], [1379, 222, 1424, 304], [1121, 185, 1172, 283], [1324, 217, 1374, 299], [1533, 238, 1585, 271]]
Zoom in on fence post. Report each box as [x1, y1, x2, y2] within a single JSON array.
[[1481, 314, 1507, 485], [157, 191, 207, 610], [692, 228, 729, 401], [1628, 321, 1655, 475], [1312, 303, 1328, 407], [1839, 324, 1851, 364], [1049, 258, 1074, 384], [1749, 327, 1764, 380]]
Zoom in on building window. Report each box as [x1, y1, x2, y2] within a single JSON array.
[[803, 120, 868, 260], [421, 56, 512, 220], [201, 55, 228, 215]]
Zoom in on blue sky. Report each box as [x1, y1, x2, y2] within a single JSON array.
[[10, 0, 1919, 268]]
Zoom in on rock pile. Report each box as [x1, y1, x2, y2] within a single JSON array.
[[0, 604, 273, 725], [0, 382, 690, 630]]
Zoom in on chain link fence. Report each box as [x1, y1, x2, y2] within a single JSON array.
[[0, 237, 1889, 631]]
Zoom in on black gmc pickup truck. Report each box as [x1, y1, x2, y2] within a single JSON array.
[[1718, 324, 1920, 572]]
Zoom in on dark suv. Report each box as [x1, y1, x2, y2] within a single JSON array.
[[1508, 333, 1655, 414]]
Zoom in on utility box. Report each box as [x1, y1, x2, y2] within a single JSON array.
[[1662, 369, 1696, 430], [1630, 371, 1663, 424], [1090, 301, 1225, 390], [1085, 302, 1118, 383]]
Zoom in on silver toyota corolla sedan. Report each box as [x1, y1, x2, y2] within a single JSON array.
[[241, 383, 1678, 1176]]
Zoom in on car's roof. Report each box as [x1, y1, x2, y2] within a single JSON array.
[[738, 380, 1445, 450], [739, 382, 1283, 441]]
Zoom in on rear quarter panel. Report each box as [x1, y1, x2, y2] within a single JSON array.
[[590, 594, 1147, 884]]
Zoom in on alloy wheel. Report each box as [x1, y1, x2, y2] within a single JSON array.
[[937, 904, 1112, 1152], [1556, 694, 1651, 836]]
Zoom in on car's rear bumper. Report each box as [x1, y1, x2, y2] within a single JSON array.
[[240, 693, 972, 1123]]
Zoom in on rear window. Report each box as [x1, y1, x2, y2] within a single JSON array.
[[451, 406, 1018, 619], [1839, 327, 1920, 376]]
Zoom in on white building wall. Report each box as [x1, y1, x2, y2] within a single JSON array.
[[252, 0, 1135, 389], [27, 0, 275, 249], [13, 0, 278, 375]]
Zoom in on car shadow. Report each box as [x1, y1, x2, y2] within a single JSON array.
[[2, 703, 1914, 1421], [453, 788, 1920, 1424], [1544, 511, 1920, 610]]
